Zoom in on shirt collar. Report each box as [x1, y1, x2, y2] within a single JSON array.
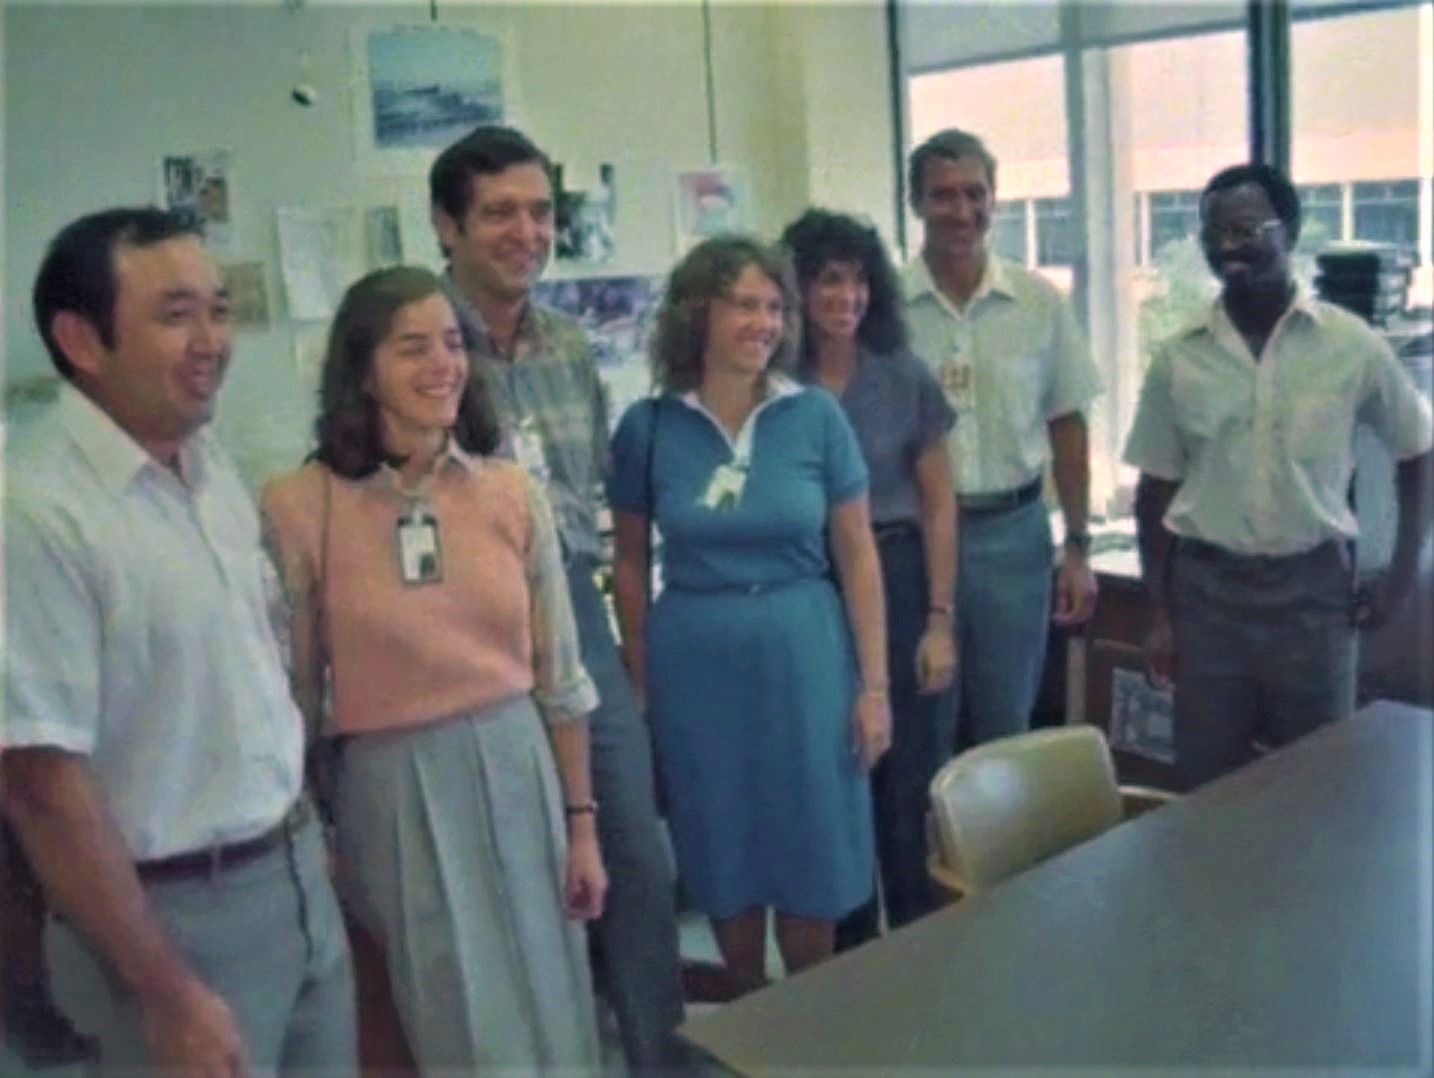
[[443, 272, 545, 359], [677, 372, 802, 412], [56, 382, 211, 493], [904, 249, 1015, 307], [1192, 282, 1324, 342], [365, 435, 477, 495]]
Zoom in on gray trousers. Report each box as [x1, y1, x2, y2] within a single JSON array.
[[49, 814, 356, 1076], [1172, 538, 1358, 790], [565, 557, 685, 1069]]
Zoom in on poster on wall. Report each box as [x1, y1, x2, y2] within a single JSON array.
[[277, 205, 404, 322], [554, 163, 616, 265], [533, 274, 663, 426], [159, 150, 235, 253], [673, 166, 749, 253], [352, 25, 503, 174]]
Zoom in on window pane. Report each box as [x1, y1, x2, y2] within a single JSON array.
[[990, 201, 1029, 264], [1080, 31, 1248, 512], [1034, 196, 1075, 266], [906, 53, 1069, 284], [1291, 3, 1433, 307]]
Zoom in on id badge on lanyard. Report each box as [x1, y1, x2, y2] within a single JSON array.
[[699, 412, 756, 512], [937, 347, 975, 413], [512, 415, 550, 484], [396, 500, 443, 586]]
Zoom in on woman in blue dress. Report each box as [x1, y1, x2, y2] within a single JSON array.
[[782, 209, 958, 949], [609, 236, 890, 994]]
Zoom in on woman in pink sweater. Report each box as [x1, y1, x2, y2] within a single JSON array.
[[261, 266, 605, 1071]]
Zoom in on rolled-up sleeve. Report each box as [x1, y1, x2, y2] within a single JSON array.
[[1123, 344, 1186, 481], [1359, 341, 1434, 462], [2, 498, 102, 753], [524, 475, 599, 725]]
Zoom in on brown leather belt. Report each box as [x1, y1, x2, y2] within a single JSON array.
[[134, 797, 311, 884], [958, 477, 1042, 516]]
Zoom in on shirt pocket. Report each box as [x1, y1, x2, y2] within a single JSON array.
[[998, 351, 1046, 427]]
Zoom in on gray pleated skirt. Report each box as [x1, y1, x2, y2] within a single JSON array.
[[332, 694, 600, 1073]]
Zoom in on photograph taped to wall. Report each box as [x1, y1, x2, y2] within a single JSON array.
[[555, 162, 616, 265], [160, 150, 235, 253], [353, 24, 503, 173], [277, 204, 404, 322], [1109, 667, 1175, 764], [220, 262, 271, 328], [674, 166, 749, 253], [533, 275, 663, 427]]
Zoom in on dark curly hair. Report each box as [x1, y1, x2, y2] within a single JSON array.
[[313, 266, 500, 479], [779, 208, 908, 364], [649, 235, 802, 393]]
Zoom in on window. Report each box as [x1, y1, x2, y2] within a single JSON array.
[[1147, 190, 1202, 260], [1034, 197, 1075, 266], [906, 52, 1069, 281], [1296, 182, 1344, 253], [1353, 179, 1421, 249], [1291, 3, 1432, 304], [990, 201, 1029, 265]]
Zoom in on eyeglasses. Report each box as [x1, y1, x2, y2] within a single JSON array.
[[1200, 219, 1283, 246]]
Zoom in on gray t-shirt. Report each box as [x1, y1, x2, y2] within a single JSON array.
[[831, 347, 956, 526]]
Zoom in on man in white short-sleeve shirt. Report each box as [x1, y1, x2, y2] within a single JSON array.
[[1125, 164, 1433, 789], [2, 208, 356, 1073], [904, 128, 1103, 749]]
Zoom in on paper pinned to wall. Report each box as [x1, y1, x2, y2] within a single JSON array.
[[277, 205, 404, 321]]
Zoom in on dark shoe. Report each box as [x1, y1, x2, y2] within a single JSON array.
[[3, 989, 100, 1069]]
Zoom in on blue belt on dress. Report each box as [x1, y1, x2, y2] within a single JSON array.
[[872, 520, 920, 543], [664, 575, 824, 597], [958, 477, 1042, 517]]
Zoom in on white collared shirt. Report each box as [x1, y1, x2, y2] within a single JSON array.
[[1123, 290, 1434, 556], [3, 386, 304, 859], [903, 253, 1102, 494], [676, 374, 803, 465]]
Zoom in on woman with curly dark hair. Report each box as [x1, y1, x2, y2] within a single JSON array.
[[781, 209, 958, 949], [261, 265, 605, 1070], [609, 235, 890, 993]]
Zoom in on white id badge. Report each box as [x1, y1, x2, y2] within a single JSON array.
[[512, 418, 550, 483], [396, 506, 443, 586], [700, 463, 748, 511], [938, 354, 975, 412]]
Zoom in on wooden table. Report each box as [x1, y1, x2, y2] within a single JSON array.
[[678, 702, 1432, 1073]]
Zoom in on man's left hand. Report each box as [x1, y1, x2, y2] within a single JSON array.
[[1351, 570, 1409, 631], [1052, 551, 1098, 627]]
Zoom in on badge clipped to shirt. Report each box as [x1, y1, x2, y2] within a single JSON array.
[[396, 501, 443, 586], [700, 462, 748, 512], [512, 416, 551, 484], [938, 352, 975, 412]]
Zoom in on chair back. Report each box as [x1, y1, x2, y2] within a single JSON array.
[[928, 725, 1123, 893]]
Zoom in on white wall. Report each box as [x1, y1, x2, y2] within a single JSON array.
[[3, 0, 896, 483]]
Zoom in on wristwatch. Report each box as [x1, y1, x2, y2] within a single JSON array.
[[1063, 530, 1092, 556]]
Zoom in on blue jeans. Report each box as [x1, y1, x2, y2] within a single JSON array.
[[954, 497, 1053, 750], [837, 526, 953, 949], [564, 558, 685, 1069]]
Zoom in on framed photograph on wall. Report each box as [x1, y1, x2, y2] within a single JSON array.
[[351, 24, 504, 175]]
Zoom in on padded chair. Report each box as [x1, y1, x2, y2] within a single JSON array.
[[927, 725, 1174, 899]]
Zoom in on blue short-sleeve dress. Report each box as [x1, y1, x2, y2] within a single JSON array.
[[609, 384, 875, 920]]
